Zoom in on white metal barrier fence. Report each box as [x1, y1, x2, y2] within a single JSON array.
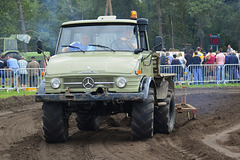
[[160, 64, 240, 85], [0, 65, 239, 91], [0, 68, 45, 91]]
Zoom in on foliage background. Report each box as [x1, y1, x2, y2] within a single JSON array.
[[0, 0, 239, 55]]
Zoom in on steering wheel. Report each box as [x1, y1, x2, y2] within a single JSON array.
[[110, 39, 134, 50]]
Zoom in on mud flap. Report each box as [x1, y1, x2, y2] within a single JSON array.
[[156, 80, 169, 100]]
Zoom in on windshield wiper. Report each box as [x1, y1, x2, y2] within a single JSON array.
[[89, 44, 115, 52], [62, 45, 85, 52]]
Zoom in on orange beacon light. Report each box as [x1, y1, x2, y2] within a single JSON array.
[[131, 11, 137, 20]]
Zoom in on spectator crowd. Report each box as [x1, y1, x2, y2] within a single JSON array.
[[160, 45, 240, 84], [0, 55, 45, 89]]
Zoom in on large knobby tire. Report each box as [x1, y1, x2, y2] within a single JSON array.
[[131, 88, 154, 140], [154, 90, 175, 134], [42, 102, 69, 143], [75, 113, 102, 131]]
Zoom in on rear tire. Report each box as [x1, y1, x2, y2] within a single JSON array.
[[42, 102, 69, 143], [131, 88, 154, 140], [75, 113, 102, 131], [154, 90, 175, 133]]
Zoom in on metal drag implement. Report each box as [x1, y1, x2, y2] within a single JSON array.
[[175, 86, 197, 120]]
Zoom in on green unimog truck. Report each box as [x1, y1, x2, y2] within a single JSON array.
[[35, 12, 176, 143]]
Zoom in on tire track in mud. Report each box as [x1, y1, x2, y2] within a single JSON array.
[[0, 104, 42, 151], [33, 110, 200, 160], [202, 123, 240, 159], [37, 129, 94, 160], [80, 127, 191, 160], [0, 103, 42, 159], [164, 137, 202, 160], [82, 128, 157, 160]]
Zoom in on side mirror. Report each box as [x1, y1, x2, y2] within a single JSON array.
[[37, 40, 42, 54], [134, 48, 143, 54], [154, 36, 163, 51]]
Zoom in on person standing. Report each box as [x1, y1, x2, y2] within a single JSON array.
[[7, 55, 19, 88], [166, 52, 173, 64], [227, 45, 233, 54], [177, 52, 187, 82], [227, 50, 239, 83], [194, 47, 204, 63], [185, 49, 193, 67], [216, 48, 225, 84], [185, 49, 194, 81], [171, 54, 181, 83], [160, 52, 170, 73], [28, 56, 40, 87], [18, 56, 28, 88], [192, 52, 203, 85], [194, 47, 204, 83], [205, 48, 216, 82], [0, 55, 7, 88]]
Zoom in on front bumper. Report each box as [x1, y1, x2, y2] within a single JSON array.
[[35, 92, 145, 102]]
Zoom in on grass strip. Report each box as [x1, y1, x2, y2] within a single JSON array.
[[0, 90, 36, 99]]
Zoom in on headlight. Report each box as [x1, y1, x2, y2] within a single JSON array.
[[116, 77, 127, 88], [50, 78, 61, 89]]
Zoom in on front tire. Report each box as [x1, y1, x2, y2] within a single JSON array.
[[154, 90, 175, 133], [42, 102, 69, 143], [131, 88, 154, 140]]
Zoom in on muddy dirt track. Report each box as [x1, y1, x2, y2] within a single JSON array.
[[0, 87, 240, 160]]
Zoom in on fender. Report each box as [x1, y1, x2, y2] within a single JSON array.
[[140, 77, 156, 100]]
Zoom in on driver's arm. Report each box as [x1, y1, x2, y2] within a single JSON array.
[[62, 47, 69, 52], [120, 37, 137, 49]]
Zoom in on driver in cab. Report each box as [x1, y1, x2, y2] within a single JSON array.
[[119, 28, 137, 50], [62, 33, 95, 52]]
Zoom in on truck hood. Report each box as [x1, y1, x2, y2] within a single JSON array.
[[46, 53, 140, 75]]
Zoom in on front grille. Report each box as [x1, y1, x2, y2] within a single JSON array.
[[63, 77, 114, 89]]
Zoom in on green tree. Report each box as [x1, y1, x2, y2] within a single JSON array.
[[187, 0, 224, 50], [1, 0, 239, 54], [0, 0, 19, 36]]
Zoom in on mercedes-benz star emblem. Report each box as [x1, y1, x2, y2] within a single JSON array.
[[82, 77, 95, 89]]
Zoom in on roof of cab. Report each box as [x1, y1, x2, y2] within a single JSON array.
[[62, 16, 137, 26]]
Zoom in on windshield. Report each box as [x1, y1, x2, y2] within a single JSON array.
[[57, 25, 138, 53]]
